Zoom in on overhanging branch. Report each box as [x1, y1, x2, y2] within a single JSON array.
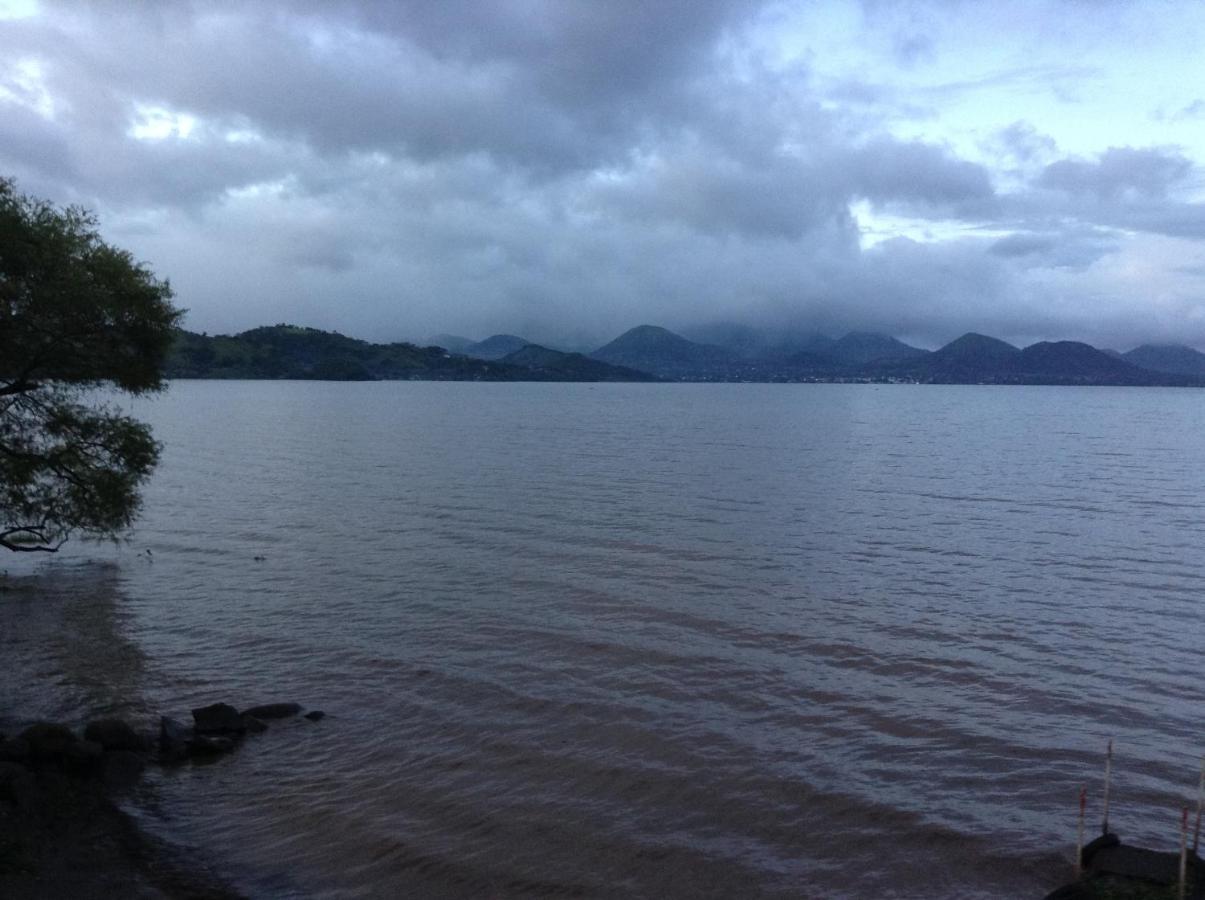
[[0, 526, 64, 553]]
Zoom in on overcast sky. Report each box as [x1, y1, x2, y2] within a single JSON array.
[[3, 0, 1205, 350]]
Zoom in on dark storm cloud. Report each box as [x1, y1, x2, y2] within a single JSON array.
[[1, 0, 1204, 349]]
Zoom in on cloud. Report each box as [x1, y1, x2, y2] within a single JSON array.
[[1038, 146, 1192, 200], [1, 0, 1204, 351]]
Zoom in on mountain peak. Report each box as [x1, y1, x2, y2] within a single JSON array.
[[462, 334, 534, 360]]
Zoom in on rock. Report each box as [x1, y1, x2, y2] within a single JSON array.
[[187, 735, 237, 756], [303, 710, 326, 722], [159, 716, 192, 761], [83, 718, 148, 752], [241, 702, 303, 720], [102, 750, 147, 788], [0, 736, 30, 763], [241, 715, 268, 734], [63, 739, 104, 773], [1080, 832, 1120, 866], [20, 722, 78, 761], [192, 703, 246, 735], [1041, 883, 1094, 900], [0, 760, 39, 810]]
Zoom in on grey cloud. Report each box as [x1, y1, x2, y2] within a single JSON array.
[[1038, 147, 1192, 199], [989, 229, 1119, 270], [852, 139, 995, 212], [989, 234, 1056, 257], [3, 0, 1205, 352]]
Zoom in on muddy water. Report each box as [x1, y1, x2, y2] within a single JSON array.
[[4, 381, 1204, 898]]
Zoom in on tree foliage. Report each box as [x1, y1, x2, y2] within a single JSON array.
[[1, 177, 181, 552]]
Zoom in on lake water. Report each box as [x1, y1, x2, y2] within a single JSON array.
[[4, 381, 1205, 899]]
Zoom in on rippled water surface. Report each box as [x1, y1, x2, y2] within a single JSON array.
[[4, 381, 1205, 898]]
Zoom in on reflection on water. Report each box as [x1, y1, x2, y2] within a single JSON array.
[[1, 562, 152, 729], [4, 382, 1205, 899]]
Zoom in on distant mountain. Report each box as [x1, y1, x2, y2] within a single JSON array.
[[500, 345, 655, 381], [462, 334, 534, 360], [427, 333, 475, 354], [887, 333, 1192, 385], [824, 332, 928, 366], [1123, 344, 1205, 377], [591, 325, 739, 380], [169, 323, 1205, 387], [167, 326, 645, 382], [885, 333, 1017, 382], [1013, 341, 1152, 382]]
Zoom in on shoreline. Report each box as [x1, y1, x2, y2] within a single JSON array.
[[0, 717, 243, 900]]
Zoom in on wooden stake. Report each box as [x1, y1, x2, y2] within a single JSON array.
[[1180, 806, 1189, 900], [1194, 756, 1203, 858], [1076, 786, 1087, 879], [1102, 739, 1113, 836]]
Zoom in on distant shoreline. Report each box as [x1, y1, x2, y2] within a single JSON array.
[[166, 324, 1205, 387]]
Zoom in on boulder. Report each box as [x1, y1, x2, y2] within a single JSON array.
[[102, 750, 147, 788], [241, 715, 268, 734], [84, 718, 148, 753], [0, 736, 30, 763], [20, 722, 78, 761], [192, 703, 246, 735], [187, 735, 237, 756], [0, 761, 38, 810], [63, 739, 104, 772], [303, 710, 326, 722], [159, 716, 192, 761], [242, 702, 302, 720]]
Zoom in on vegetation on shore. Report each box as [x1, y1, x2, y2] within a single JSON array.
[[1, 177, 180, 553], [166, 325, 655, 382]]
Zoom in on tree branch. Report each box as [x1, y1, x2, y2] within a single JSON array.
[[0, 526, 64, 553]]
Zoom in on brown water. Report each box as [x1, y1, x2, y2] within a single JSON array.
[[3, 381, 1204, 899]]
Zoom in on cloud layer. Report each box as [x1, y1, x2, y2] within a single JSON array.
[[2, 0, 1205, 350]]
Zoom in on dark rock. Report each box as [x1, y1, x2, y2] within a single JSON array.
[[187, 735, 237, 756], [101, 750, 147, 788], [303, 710, 326, 721], [192, 703, 246, 735], [241, 702, 303, 720], [1088, 843, 1182, 884], [1080, 832, 1120, 867], [0, 760, 39, 810], [83, 718, 148, 752], [0, 736, 30, 763], [159, 716, 191, 761], [63, 739, 104, 773], [1041, 883, 1094, 900], [20, 722, 78, 761], [241, 715, 268, 734]]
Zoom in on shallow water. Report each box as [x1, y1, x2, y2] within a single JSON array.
[[4, 381, 1205, 898]]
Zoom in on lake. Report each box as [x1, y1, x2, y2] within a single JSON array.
[[4, 381, 1205, 898]]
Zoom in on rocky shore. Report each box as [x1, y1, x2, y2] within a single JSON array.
[[0, 701, 323, 899]]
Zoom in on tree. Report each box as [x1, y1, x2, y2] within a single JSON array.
[[1, 177, 181, 552]]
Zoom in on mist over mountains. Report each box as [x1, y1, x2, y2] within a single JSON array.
[[167, 323, 1205, 386]]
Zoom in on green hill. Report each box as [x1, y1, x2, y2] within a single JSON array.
[[166, 325, 653, 382], [501, 344, 656, 381]]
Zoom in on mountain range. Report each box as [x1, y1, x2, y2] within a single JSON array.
[[167, 324, 1205, 386]]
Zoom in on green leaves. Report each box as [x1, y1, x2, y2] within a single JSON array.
[[1, 177, 179, 552]]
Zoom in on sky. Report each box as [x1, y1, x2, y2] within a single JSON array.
[[2, 0, 1205, 351]]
